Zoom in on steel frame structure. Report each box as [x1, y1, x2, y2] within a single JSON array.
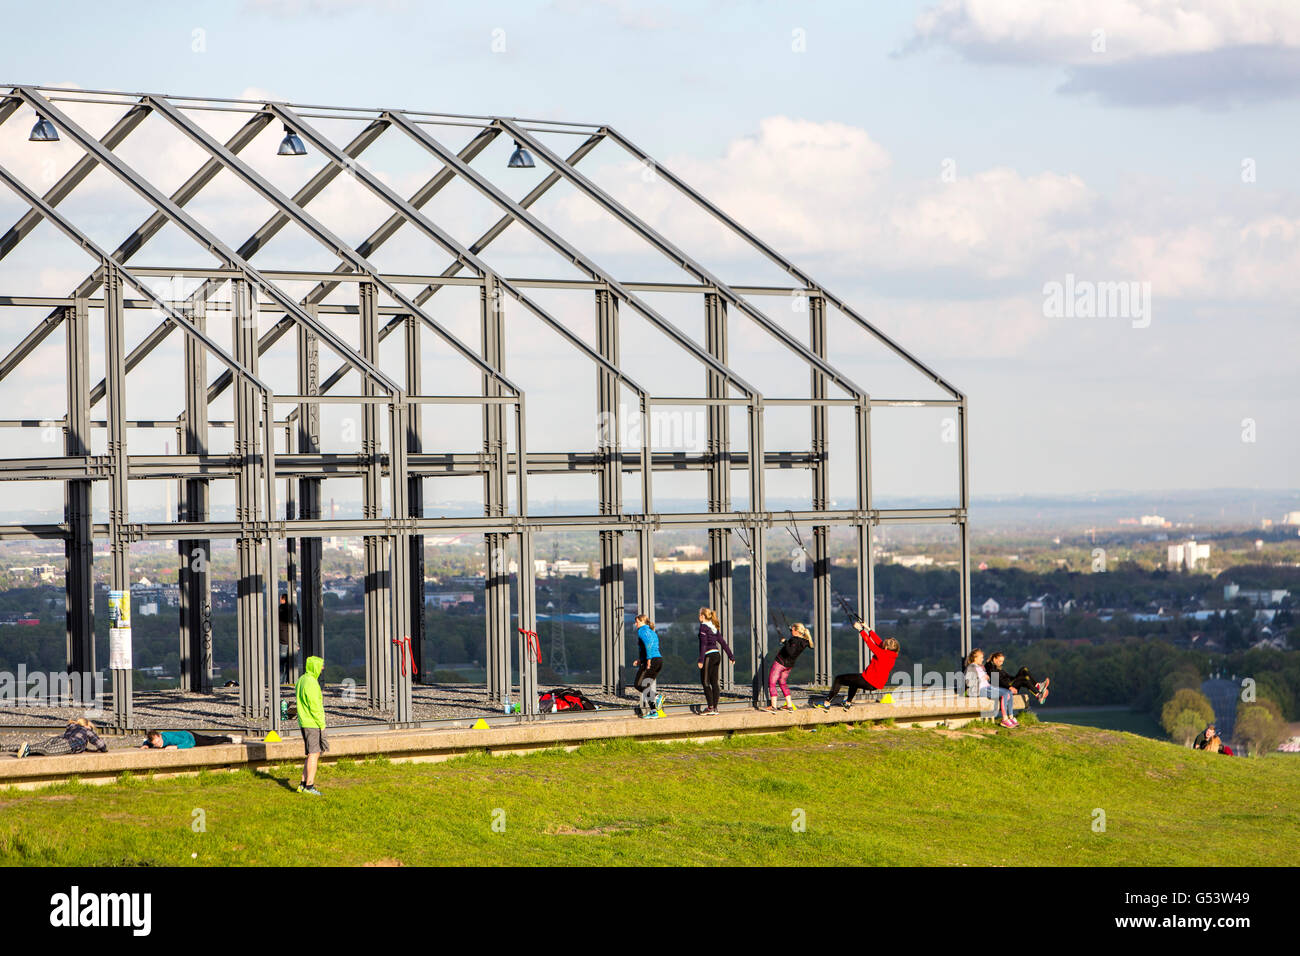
[[0, 84, 971, 730]]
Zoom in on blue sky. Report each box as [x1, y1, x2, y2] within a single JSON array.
[[1, 1, 1297, 505]]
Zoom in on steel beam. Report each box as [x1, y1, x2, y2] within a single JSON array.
[[600, 125, 964, 400]]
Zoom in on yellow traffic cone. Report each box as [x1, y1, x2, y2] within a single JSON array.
[[264, 730, 281, 742], [472, 718, 491, 730]]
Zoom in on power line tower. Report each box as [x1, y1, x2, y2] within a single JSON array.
[[549, 539, 568, 675]]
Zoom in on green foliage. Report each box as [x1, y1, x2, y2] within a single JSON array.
[[1161, 688, 1215, 745], [1234, 700, 1286, 756]]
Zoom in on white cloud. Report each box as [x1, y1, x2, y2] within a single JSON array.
[[904, 1, 1300, 106], [908, 0, 1300, 63]]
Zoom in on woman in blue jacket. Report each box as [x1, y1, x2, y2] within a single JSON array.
[[632, 614, 665, 718]]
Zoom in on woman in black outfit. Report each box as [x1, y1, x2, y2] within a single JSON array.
[[986, 652, 1050, 704], [696, 606, 735, 716]]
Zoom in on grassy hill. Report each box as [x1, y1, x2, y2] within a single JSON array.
[[1, 721, 1296, 866]]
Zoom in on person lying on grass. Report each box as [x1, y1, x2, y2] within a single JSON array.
[[1193, 724, 1234, 756], [819, 622, 899, 710], [985, 652, 1050, 704], [2, 717, 108, 759], [964, 648, 1018, 728], [139, 730, 237, 749]]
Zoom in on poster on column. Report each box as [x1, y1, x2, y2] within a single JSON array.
[[109, 590, 131, 670]]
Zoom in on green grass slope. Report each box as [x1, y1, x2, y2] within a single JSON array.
[[1, 722, 1295, 867]]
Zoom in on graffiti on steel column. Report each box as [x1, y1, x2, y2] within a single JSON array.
[[202, 602, 213, 667]]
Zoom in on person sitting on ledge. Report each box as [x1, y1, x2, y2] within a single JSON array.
[[3, 717, 108, 759], [985, 651, 1050, 704], [140, 730, 237, 749]]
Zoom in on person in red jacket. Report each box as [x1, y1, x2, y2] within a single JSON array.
[[819, 621, 899, 710]]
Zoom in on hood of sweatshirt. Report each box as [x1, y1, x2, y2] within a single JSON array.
[[305, 655, 324, 678]]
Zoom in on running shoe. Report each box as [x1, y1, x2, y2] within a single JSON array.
[[841, 701, 852, 711], [644, 711, 661, 720], [782, 703, 797, 712], [819, 700, 833, 710], [763, 705, 779, 713], [999, 718, 1015, 729]]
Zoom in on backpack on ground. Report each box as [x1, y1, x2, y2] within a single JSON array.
[[538, 687, 600, 713]]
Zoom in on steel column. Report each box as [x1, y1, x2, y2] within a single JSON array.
[[810, 296, 832, 686], [704, 293, 735, 690], [178, 298, 212, 692], [517, 526, 539, 716], [481, 276, 510, 704], [63, 297, 94, 694], [104, 267, 132, 729], [296, 319, 324, 664], [232, 280, 267, 721], [596, 289, 625, 694], [405, 314, 426, 677], [360, 283, 393, 709]]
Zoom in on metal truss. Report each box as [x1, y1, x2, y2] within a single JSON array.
[[0, 84, 971, 729]]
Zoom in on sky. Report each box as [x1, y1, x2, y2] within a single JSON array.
[[0, 0, 1297, 512]]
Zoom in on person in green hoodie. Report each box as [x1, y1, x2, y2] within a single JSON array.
[[295, 655, 328, 795]]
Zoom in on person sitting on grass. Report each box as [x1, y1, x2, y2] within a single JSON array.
[[766, 622, 812, 713], [985, 651, 1050, 704], [819, 622, 899, 710], [140, 730, 237, 749], [1193, 724, 1234, 756], [631, 613, 665, 719], [964, 648, 1017, 728], [3, 717, 108, 759]]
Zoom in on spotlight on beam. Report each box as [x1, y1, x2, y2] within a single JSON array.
[[507, 140, 534, 169], [29, 115, 58, 142], [277, 125, 307, 156]]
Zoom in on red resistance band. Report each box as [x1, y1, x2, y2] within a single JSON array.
[[517, 628, 541, 663], [391, 635, 418, 677]]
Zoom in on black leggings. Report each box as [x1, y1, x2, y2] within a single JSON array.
[[1000, 668, 1041, 694], [192, 733, 234, 747], [827, 673, 876, 703], [700, 653, 722, 710]]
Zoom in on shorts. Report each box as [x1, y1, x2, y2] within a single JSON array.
[[301, 727, 330, 754]]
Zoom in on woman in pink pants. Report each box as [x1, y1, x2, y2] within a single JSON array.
[[766, 622, 812, 712]]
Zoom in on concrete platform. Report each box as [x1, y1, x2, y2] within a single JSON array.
[[0, 692, 1023, 790]]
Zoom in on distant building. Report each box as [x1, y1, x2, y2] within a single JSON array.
[[1139, 515, 1168, 527], [654, 558, 709, 574], [896, 555, 934, 569], [550, 560, 594, 578], [1167, 540, 1210, 570], [1024, 601, 1046, 629], [424, 591, 475, 608], [980, 598, 1000, 616], [1283, 511, 1300, 526], [1224, 584, 1289, 607]]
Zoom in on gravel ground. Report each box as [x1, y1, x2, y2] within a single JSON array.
[[0, 679, 763, 752]]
